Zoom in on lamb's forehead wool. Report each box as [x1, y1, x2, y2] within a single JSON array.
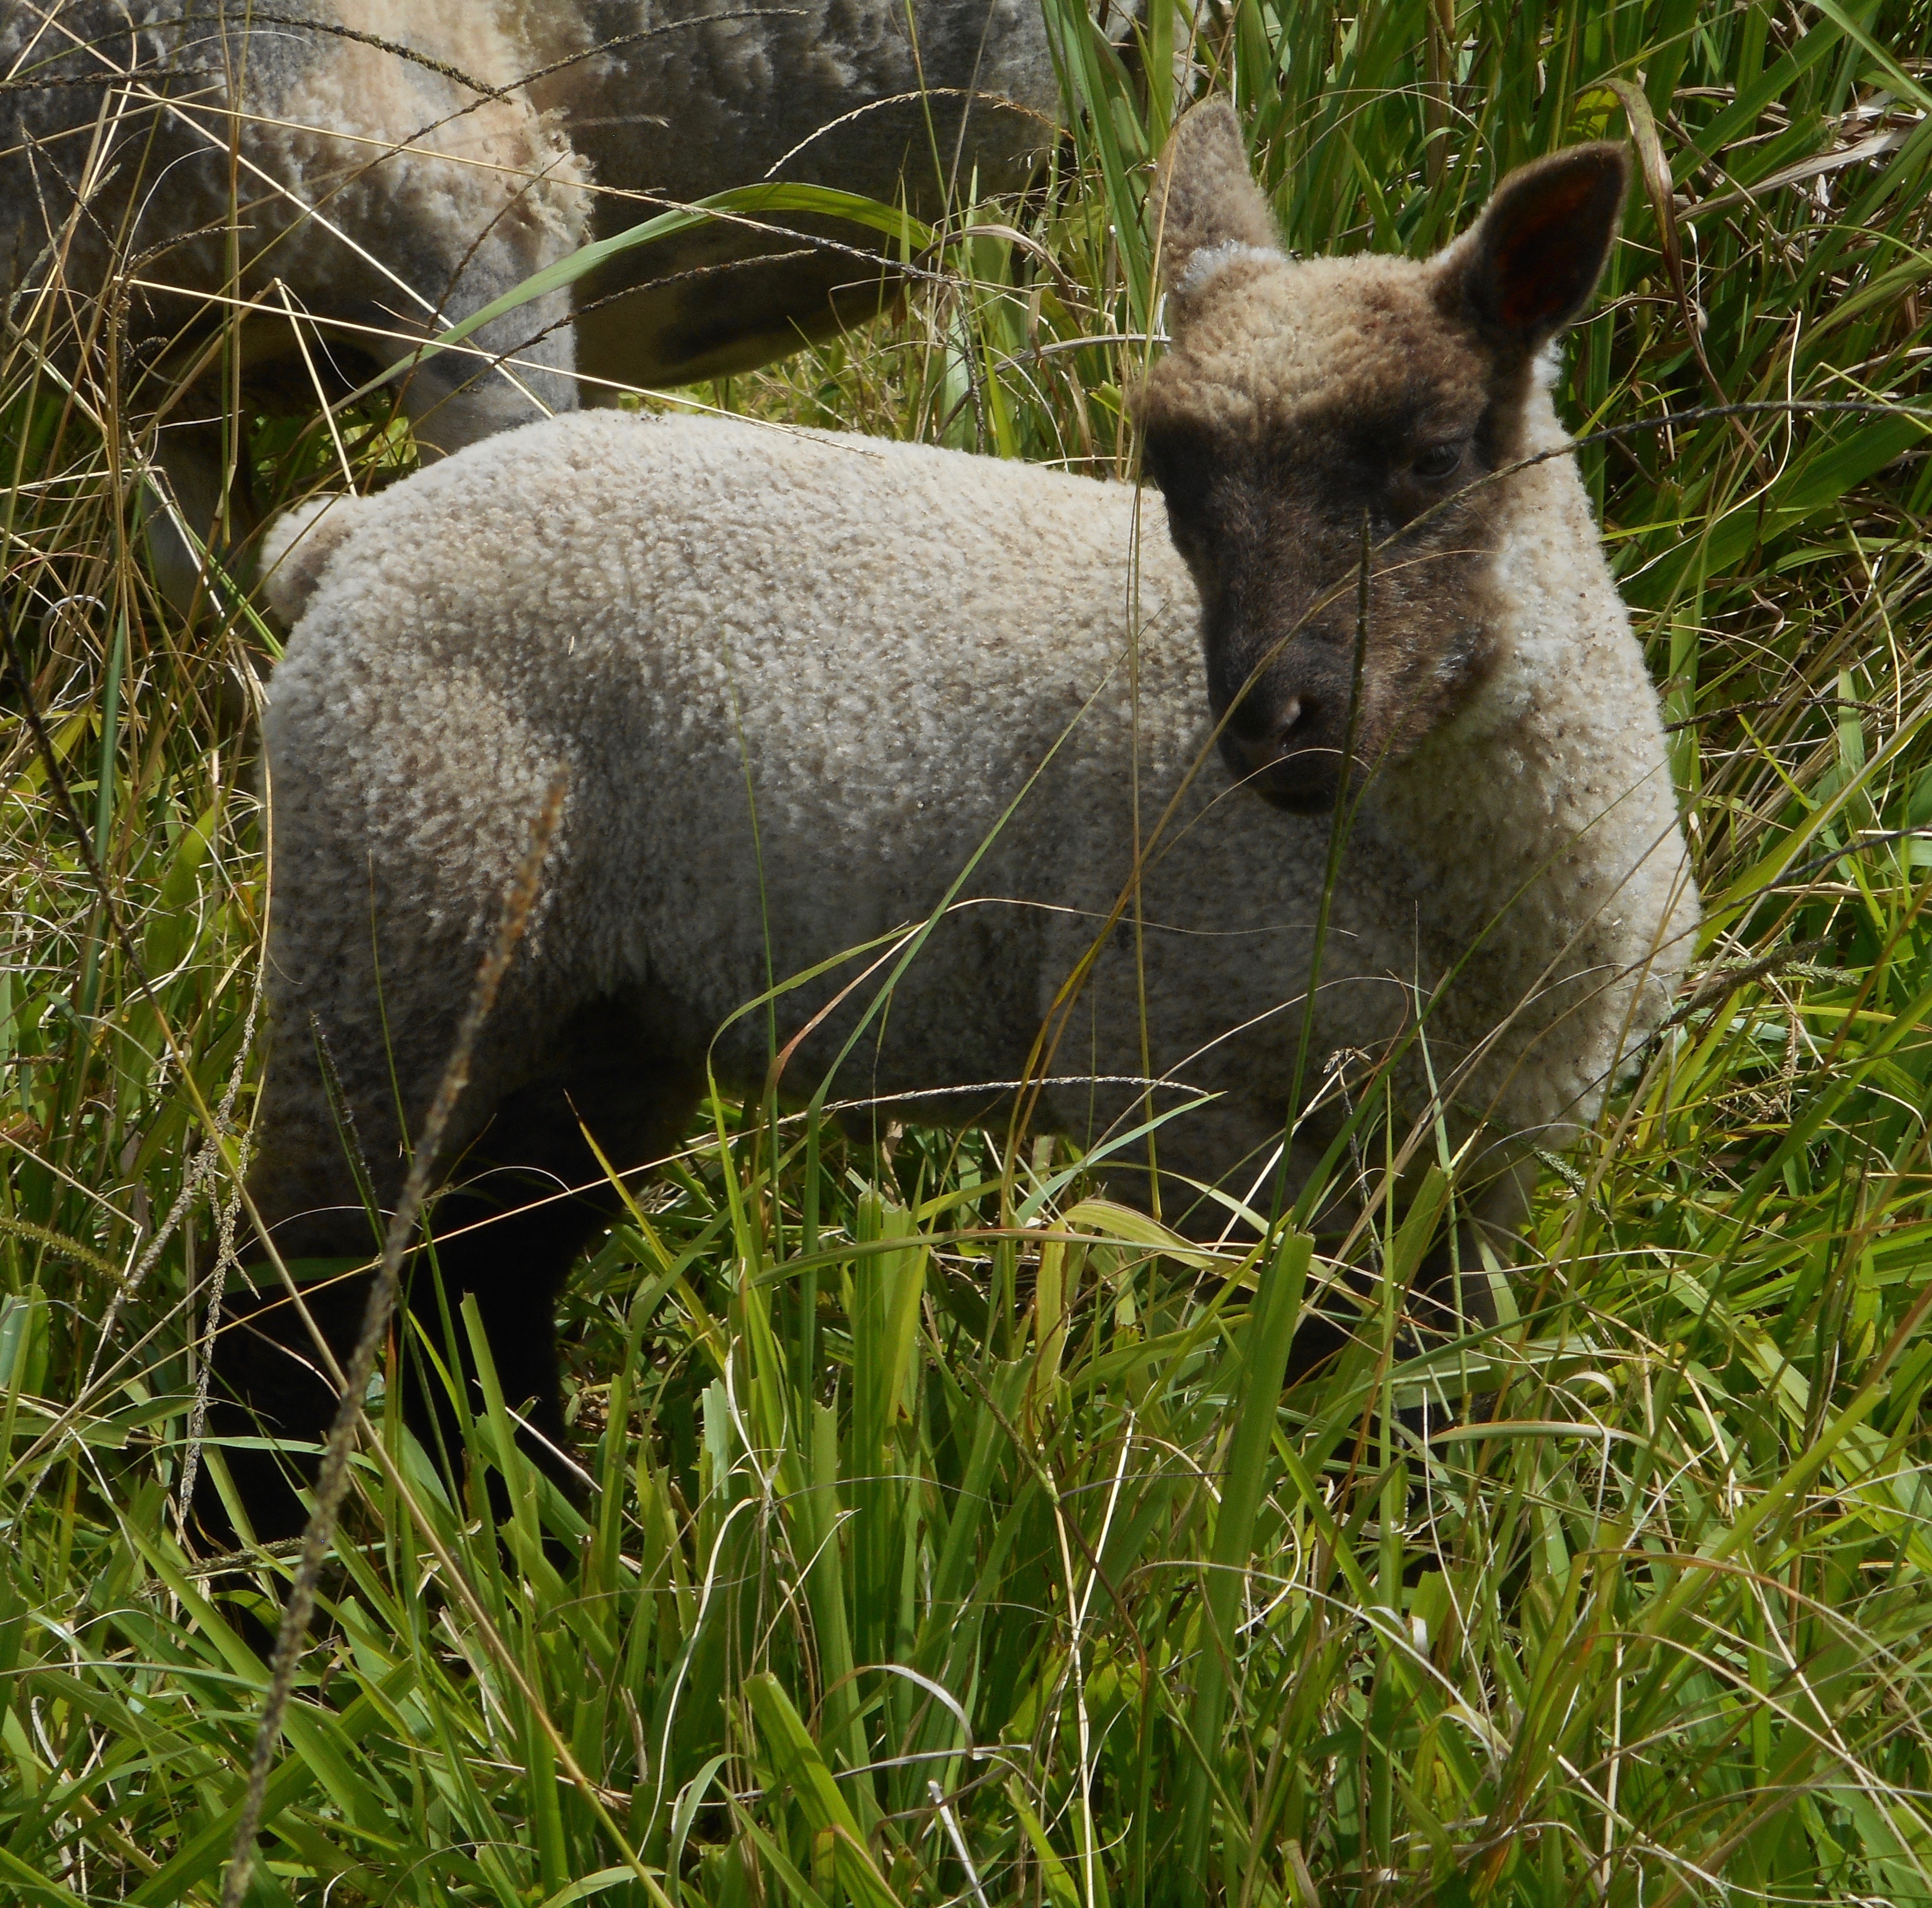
[[1145, 251, 1486, 434]]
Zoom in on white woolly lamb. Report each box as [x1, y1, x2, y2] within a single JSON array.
[[200, 103, 1699, 1548]]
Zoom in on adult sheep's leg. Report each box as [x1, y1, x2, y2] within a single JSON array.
[[143, 420, 259, 623]]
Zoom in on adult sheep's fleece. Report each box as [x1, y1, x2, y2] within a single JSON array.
[[257, 405, 1695, 1251], [1, 0, 1057, 603]]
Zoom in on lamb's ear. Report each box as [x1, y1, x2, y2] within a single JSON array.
[[1435, 142, 1628, 347], [1152, 100, 1281, 303]]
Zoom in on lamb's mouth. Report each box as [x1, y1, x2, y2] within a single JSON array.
[[1220, 730, 1349, 814]]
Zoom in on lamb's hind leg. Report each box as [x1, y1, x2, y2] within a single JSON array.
[[397, 997, 704, 1532], [191, 996, 699, 1557]]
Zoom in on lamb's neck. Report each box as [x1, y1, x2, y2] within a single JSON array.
[[1360, 437, 1692, 1132]]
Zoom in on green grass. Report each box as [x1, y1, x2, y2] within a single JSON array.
[[4, 1, 1932, 1902]]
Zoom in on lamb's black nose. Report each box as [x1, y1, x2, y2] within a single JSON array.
[[1224, 697, 1342, 813], [1228, 695, 1313, 779]]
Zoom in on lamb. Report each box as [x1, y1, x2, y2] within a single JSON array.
[[197, 102, 1699, 1550], [1, 0, 1057, 606]]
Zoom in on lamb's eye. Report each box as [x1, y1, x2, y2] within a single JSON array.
[[1412, 442, 1462, 480]]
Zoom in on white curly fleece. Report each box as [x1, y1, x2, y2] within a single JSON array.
[[255, 403, 1695, 1235]]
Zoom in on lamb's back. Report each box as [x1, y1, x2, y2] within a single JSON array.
[[270, 411, 1213, 1056], [285, 410, 1200, 827]]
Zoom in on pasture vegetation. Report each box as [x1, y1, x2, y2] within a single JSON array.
[[3, 0, 1932, 1902]]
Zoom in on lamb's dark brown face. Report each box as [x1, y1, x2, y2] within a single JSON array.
[[1140, 284, 1515, 811], [1139, 106, 1628, 812]]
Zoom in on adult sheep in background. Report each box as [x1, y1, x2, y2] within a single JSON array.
[[0, 0, 1059, 607], [199, 102, 1699, 1550]]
